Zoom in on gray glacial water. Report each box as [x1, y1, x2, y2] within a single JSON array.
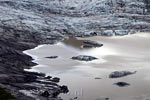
[[25, 32, 150, 100]]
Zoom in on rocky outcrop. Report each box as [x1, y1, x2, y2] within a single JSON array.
[[0, 25, 67, 100]]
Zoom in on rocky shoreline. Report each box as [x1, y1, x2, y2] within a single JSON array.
[[0, 25, 68, 100]]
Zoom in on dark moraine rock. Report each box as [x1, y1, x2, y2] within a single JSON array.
[[83, 40, 103, 47], [84, 32, 98, 37], [45, 56, 58, 59], [45, 76, 52, 79], [72, 55, 98, 61], [41, 91, 50, 97], [24, 74, 37, 83], [60, 85, 69, 93], [51, 77, 60, 83], [51, 91, 60, 98], [114, 82, 130, 87], [90, 32, 98, 36], [109, 71, 137, 78]]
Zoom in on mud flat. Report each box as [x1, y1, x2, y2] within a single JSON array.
[[24, 32, 150, 100]]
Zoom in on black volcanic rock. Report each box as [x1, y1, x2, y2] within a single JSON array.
[[45, 56, 58, 59], [60, 85, 69, 93], [41, 91, 50, 97], [72, 55, 98, 61], [114, 82, 130, 87], [109, 71, 137, 78], [51, 77, 60, 83]]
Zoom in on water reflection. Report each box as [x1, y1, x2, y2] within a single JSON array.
[[62, 37, 85, 49], [62, 37, 117, 57]]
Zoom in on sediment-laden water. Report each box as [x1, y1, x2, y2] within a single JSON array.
[[24, 33, 150, 100]]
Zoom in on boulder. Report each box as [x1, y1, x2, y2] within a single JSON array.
[[72, 55, 98, 61], [41, 91, 50, 97], [109, 71, 137, 78], [114, 82, 130, 87], [60, 85, 69, 93], [51, 77, 60, 83], [45, 56, 58, 59], [45, 76, 52, 79], [90, 32, 98, 36]]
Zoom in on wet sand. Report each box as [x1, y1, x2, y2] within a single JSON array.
[[24, 32, 150, 100]]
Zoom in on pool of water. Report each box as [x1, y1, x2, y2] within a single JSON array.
[[24, 32, 150, 100]]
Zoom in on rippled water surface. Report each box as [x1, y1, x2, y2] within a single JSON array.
[[25, 33, 150, 100]]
